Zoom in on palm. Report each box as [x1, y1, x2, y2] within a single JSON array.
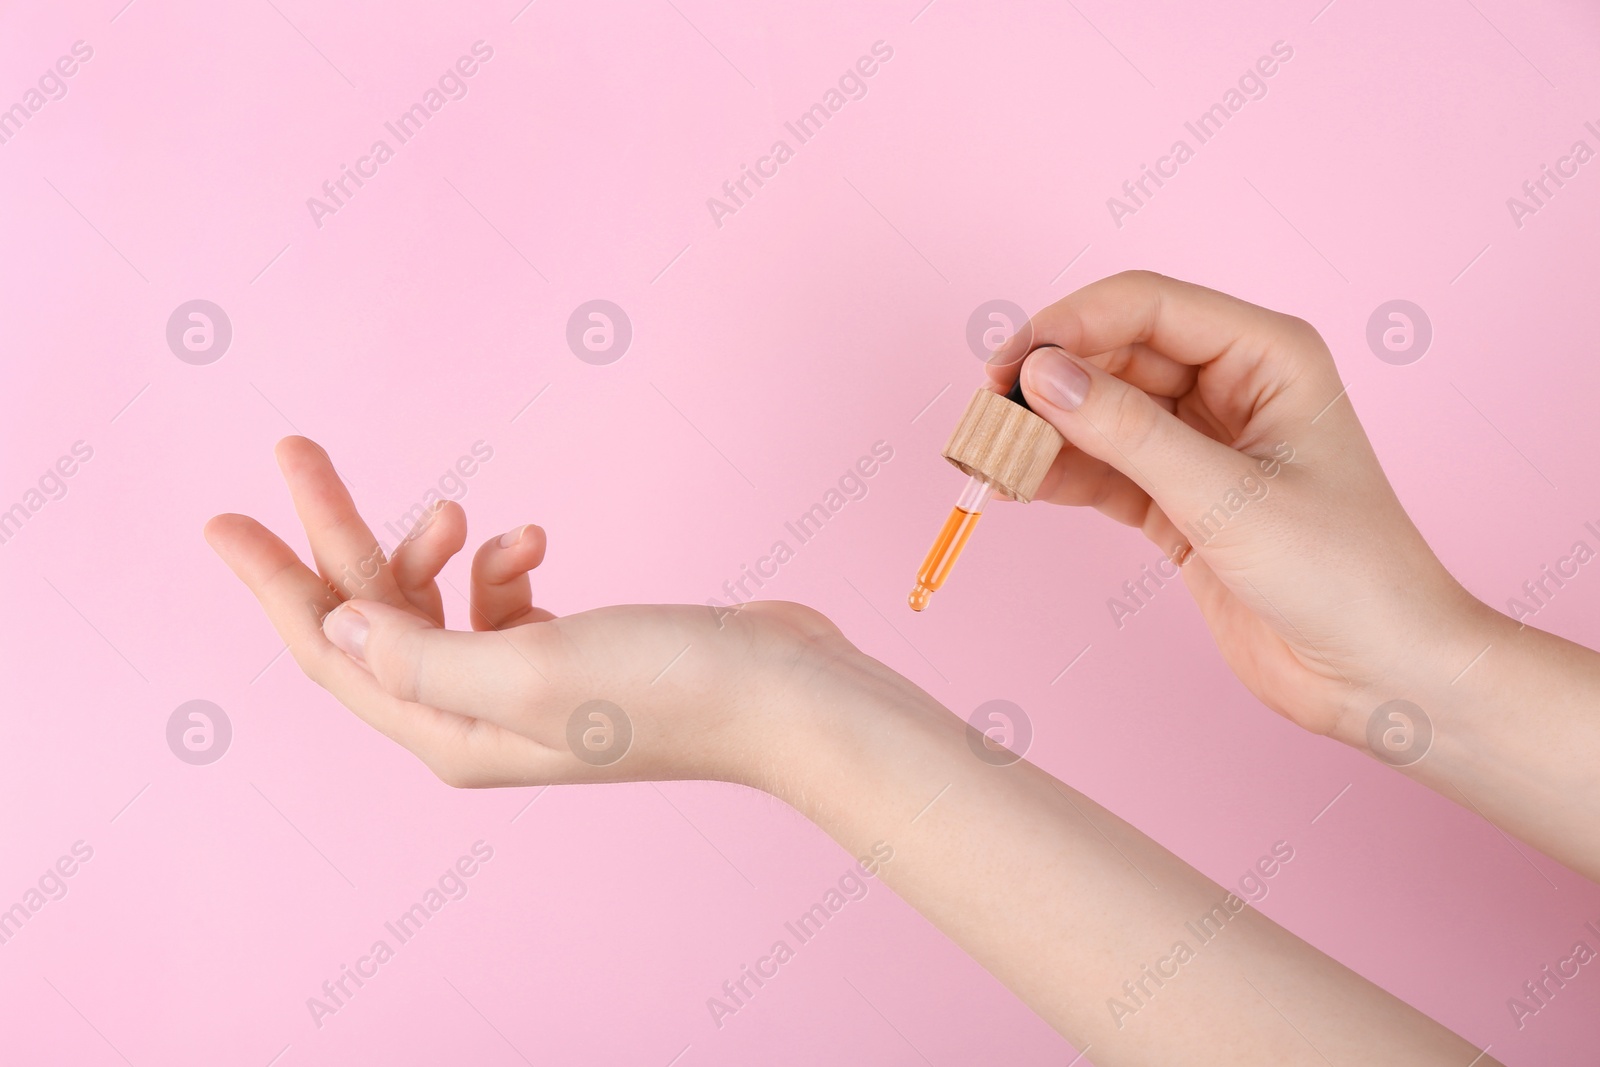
[[204, 438, 564, 784]]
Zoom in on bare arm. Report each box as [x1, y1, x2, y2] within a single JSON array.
[[772, 651, 1498, 1065], [204, 435, 1500, 1065]]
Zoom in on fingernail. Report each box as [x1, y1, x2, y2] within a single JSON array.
[[498, 524, 529, 549], [324, 602, 370, 663], [1026, 348, 1090, 410]]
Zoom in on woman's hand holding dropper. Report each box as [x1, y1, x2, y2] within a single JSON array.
[[991, 270, 1600, 880]]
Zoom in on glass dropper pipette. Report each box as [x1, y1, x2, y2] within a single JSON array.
[[907, 472, 995, 611], [906, 365, 1070, 613]]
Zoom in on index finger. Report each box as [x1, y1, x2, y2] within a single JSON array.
[[204, 512, 556, 784], [202, 512, 436, 745], [985, 270, 1298, 389]]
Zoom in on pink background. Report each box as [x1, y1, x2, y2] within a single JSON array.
[[2, 0, 1599, 1063]]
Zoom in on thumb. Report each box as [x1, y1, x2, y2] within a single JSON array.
[[322, 598, 524, 718], [1019, 346, 1251, 520]]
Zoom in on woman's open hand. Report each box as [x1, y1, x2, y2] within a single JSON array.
[[204, 436, 853, 791]]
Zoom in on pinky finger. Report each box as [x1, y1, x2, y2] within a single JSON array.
[[470, 524, 556, 631]]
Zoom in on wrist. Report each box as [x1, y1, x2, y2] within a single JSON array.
[[699, 601, 925, 797], [745, 638, 949, 822], [1327, 583, 1508, 758]]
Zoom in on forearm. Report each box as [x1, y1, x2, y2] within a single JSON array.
[[769, 654, 1496, 1067], [1364, 599, 1600, 881]]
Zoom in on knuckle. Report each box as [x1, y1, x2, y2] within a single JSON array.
[[1118, 268, 1166, 286], [427, 747, 487, 790], [1088, 464, 1119, 510], [1268, 314, 1338, 383], [1103, 384, 1161, 454], [1277, 313, 1328, 352], [431, 760, 473, 789]]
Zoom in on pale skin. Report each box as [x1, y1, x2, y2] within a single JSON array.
[[989, 271, 1600, 882], [205, 271, 1598, 1063]]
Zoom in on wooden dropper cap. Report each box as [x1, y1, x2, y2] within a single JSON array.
[[941, 367, 1065, 503]]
